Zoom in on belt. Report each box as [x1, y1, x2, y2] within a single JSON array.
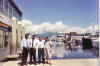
[[38, 48, 44, 49]]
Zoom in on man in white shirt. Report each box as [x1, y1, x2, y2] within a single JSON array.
[[21, 34, 29, 65], [29, 35, 38, 65], [38, 36, 45, 64]]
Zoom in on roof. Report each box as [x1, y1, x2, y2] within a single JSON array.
[[10, 0, 22, 16]]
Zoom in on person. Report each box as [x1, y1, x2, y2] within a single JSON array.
[[38, 36, 45, 64], [44, 37, 52, 65], [29, 35, 38, 65], [21, 34, 29, 65]]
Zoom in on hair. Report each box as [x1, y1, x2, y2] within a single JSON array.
[[25, 34, 29, 39], [39, 36, 42, 38], [45, 36, 49, 42], [32, 35, 35, 37], [25, 33, 29, 36]]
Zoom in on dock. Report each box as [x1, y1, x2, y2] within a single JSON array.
[[0, 59, 99, 66]]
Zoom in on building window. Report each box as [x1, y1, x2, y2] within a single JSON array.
[[4, 31, 9, 48], [18, 14, 22, 21], [0, 30, 4, 48], [4, 0, 9, 16], [9, 7, 12, 19], [8, 1, 13, 19], [12, 10, 17, 19], [0, 29, 9, 49], [1, 0, 22, 21], [0, 0, 3, 13]]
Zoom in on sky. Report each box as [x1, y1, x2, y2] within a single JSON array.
[[14, 0, 99, 34]]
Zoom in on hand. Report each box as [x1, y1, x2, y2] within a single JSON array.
[[27, 46, 29, 49], [33, 48, 36, 50], [50, 50, 51, 53], [21, 49, 23, 51]]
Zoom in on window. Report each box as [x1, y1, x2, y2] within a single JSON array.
[[18, 14, 22, 21], [4, 1, 8, 16], [0, 30, 4, 48], [0, 29, 9, 49], [8, 1, 13, 19], [0, 0, 3, 12], [4, 31, 9, 48], [12, 10, 17, 19], [9, 6, 12, 19]]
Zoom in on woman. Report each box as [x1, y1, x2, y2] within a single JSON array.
[[44, 37, 52, 65]]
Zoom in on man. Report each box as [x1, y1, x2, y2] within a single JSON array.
[[38, 36, 45, 64], [29, 35, 38, 65], [21, 34, 29, 65]]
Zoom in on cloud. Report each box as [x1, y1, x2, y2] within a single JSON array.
[[20, 19, 99, 34]]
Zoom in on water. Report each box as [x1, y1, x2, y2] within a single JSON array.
[[51, 41, 99, 59], [27, 41, 99, 61]]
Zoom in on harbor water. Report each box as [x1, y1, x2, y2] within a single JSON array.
[[51, 41, 99, 59]]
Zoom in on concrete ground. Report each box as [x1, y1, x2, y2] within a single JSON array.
[[0, 59, 99, 66]]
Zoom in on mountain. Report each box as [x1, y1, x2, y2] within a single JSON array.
[[35, 32, 58, 38]]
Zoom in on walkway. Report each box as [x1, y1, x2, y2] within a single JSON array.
[[0, 59, 99, 66]]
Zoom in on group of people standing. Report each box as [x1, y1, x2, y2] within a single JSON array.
[[21, 34, 52, 65]]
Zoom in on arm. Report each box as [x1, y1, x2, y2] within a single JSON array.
[[49, 41, 52, 48], [33, 40, 39, 49], [28, 39, 31, 48], [21, 39, 24, 50], [49, 41, 52, 52]]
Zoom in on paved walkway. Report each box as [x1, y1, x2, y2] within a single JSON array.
[[0, 59, 99, 66]]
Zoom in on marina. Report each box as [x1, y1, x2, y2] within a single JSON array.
[[0, 0, 99, 66], [51, 41, 99, 59], [50, 32, 99, 59]]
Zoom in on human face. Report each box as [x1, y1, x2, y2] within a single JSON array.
[[25, 34, 28, 39], [45, 37, 49, 42], [32, 35, 35, 39], [39, 36, 42, 41]]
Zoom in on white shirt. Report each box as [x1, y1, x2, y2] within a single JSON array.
[[38, 40, 45, 48], [21, 38, 30, 49], [44, 41, 52, 49], [29, 39, 38, 48]]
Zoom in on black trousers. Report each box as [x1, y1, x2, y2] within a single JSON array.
[[22, 47, 29, 64], [38, 48, 45, 63], [29, 48, 36, 63]]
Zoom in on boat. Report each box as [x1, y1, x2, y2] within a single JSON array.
[[92, 38, 99, 48]]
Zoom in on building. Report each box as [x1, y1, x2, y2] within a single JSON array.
[[0, 0, 23, 61]]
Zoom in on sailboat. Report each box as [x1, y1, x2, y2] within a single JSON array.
[[91, 16, 99, 48]]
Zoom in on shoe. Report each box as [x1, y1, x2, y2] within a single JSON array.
[[34, 63, 37, 65], [49, 63, 52, 65], [43, 62, 45, 64], [38, 61, 40, 64], [22, 63, 26, 65], [29, 62, 33, 65], [46, 62, 49, 64]]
